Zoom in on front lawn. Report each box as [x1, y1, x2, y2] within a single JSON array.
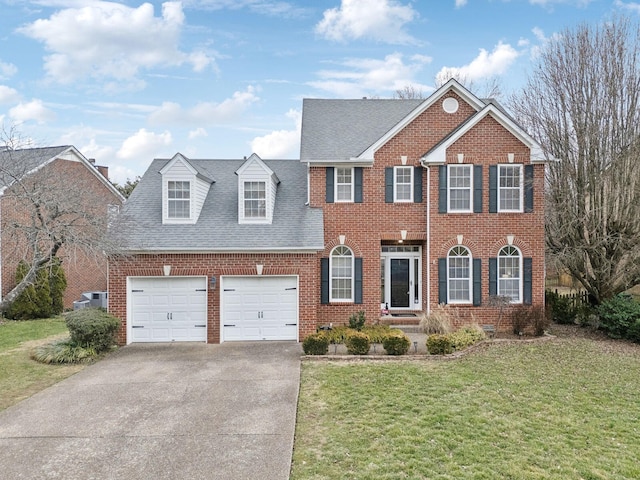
[[0, 318, 84, 410], [292, 336, 640, 479]]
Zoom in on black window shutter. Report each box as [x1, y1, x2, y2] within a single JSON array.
[[523, 257, 533, 304], [385, 167, 393, 203], [321, 258, 329, 304], [489, 257, 497, 297], [473, 165, 483, 213], [326, 167, 334, 203], [414, 166, 423, 203], [438, 258, 447, 304], [489, 165, 498, 213], [473, 258, 482, 306], [524, 165, 534, 213], [354, 167, 363, 203], [354, 257, 363, 304], [438, 165, 447, 213]]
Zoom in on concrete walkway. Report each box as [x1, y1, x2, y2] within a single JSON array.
[[0, 341, 301, 480]]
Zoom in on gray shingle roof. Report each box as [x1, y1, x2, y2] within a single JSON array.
[[300, 99, 424, 162], [119, 157, 324, 252], [0, 146, 71, 188]]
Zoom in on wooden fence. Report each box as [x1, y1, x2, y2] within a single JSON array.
[[546, 289, 590, 308]]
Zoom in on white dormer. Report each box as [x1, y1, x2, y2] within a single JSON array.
[[236, 153, 279, 224], [159, 153, 213, 224]]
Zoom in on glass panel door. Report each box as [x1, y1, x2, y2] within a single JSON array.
[[390, 259, 410, 308]]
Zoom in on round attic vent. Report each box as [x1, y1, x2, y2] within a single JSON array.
[[442, 97, 459, 114]]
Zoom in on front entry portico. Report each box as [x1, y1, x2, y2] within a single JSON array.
[[380, 245, 422, 311]]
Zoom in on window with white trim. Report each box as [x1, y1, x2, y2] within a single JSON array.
[[498, 164, 523, 212], [498, 245, 522, 302], [330, 245, 353, 302], [168, 181, 191, 218], [448, 165, 472, 212], [448, 246, 472, 303], [394, 166, 413, 202], [335, 167, 354, 202], [244, 181, 266, 218]]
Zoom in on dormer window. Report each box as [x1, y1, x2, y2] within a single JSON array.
[[168, 181, 191, 218], [244, 181, 266, 218]]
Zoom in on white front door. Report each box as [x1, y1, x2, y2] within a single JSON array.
[[129, 277, 208, 343], [380, 245, 422, 310], [221, 276, 298, 341]]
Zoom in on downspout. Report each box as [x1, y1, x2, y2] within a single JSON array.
[[306, 162, 310, 205], [426, 164, 431, 315]]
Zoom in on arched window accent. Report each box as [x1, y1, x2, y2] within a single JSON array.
[[330, 245, 354, 302], [447, 246, 472, 303], [498, 245, 522, 302]]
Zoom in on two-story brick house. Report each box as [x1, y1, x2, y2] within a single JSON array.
[[108, 79, 547, 344]]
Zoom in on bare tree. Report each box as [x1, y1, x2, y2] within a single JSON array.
[[435, 70, 502, 99], [510, 18, 640, 304], [0, 138, 125, 313], [393, 84, 425, 99]]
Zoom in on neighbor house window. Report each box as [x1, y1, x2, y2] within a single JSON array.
[[448, 246, 472, 303], [498, 164, 523, 212], [168, 181, 190, 218], [330, 245, 353, 302], [448, 165, 472, 212], [498, 245, 522, 302], [394, 166, 413, 202], [244, 181, 266, 218], [335, 167, 354, 202]]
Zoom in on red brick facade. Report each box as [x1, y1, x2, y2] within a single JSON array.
[[1, 157, 123, 310]]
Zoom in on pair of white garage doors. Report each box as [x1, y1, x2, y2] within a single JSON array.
[[129, 276, 298, 343]]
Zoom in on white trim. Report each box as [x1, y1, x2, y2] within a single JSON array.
[[329, 245, 354, 303], [380, 246, 422, 310], [334, 166, 354, 203], [447, 245, 473, 305], [393, 165, 413, 203], [497, 245, 523, 304], [447, 164, 473, 213], [497, 164, 524, 213]]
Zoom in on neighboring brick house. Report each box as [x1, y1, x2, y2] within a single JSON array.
[[109, 79, 547, 344], [0, 146, 125, 310]]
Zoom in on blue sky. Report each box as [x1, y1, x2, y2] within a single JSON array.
[[0, 0, 636, 184]]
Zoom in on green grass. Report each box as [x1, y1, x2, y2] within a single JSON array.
[[0, 318, 84, 410], [292, 339, 640, 480]]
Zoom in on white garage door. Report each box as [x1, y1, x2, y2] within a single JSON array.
[[222, 276, 298, 341], [129, 277, 207, 343]]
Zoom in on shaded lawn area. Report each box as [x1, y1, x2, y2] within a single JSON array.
[[292, 338, 640, 480], [0, 318, 83, 411]]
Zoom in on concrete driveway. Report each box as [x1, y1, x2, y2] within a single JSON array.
[[0, 341, 302, 480]]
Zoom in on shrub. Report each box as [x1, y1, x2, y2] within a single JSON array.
[[426, 334, 453, 355], [545, 290, 576, 324], [5, 261, 52, 320], [361, 324, 393, 343], [419, 304, 454, 334], [382, 332, 411, 355], [626, 319, 640, 344], [511, 305, 550, 336], [49, 258, 67, 316], [597, 295, 640, 339], [65, 308, 120, 352], [31, 338, 97, 364], [348, 311, 366, 331], [449, 325, 486, 350], [345, 331, 370, 355], [302, 333, 330, 355]]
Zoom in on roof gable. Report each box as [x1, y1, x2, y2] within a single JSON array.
[[235, 153, 279, 184]]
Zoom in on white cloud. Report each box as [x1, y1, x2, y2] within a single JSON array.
[[181, 0, 310, 18], [117, 128, 173, 160], [316, 0, 419, 45], [529, 0, 594, 6], [0, 60, 18, 79], [435, 42, 519, 84], [615, 0, 640, 12], [188, 127, 208, 139], [250, 109, 301, 159], [0, 85, 20, 105], [148, 86, 260, 125], [9, 99, 56, 124], [309, 52, 432, 97], [17, 1, 215, 85], [455, 0, 468, 7]]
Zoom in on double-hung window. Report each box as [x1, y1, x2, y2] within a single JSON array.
[[168, 181, 190, 219], [498, 165, 523, 212], [335, 167, 353, 202], [330, 246, 353, 302], [244, 181, 266, 219], [394, 166, 413, 202], [447, 246, 472, 303], [448, 165, 472, 212], [498, 246, 522, 302]]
